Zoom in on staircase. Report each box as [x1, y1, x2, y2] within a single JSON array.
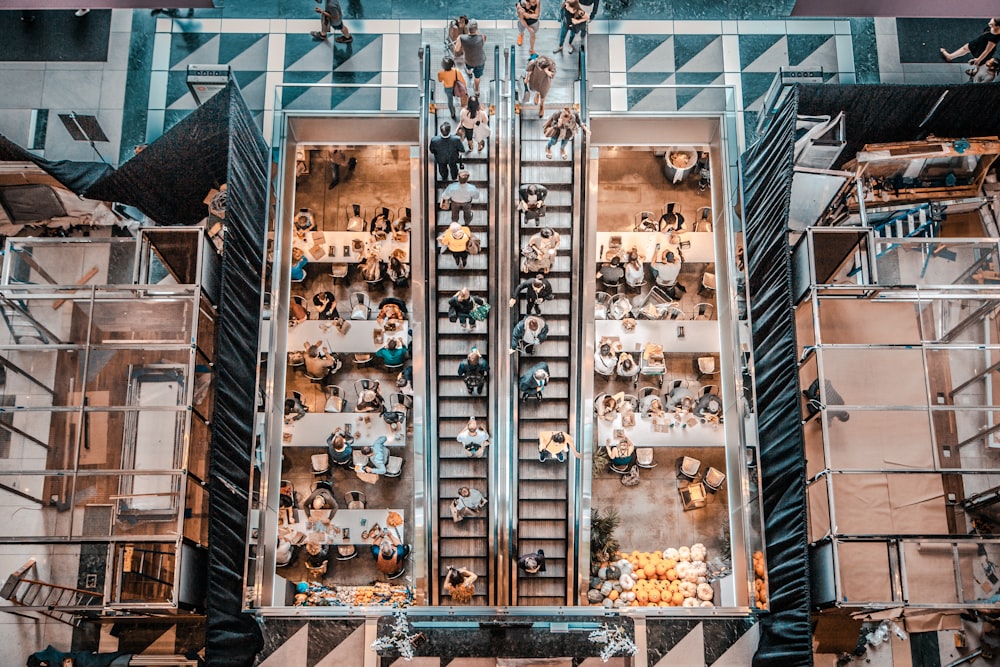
[[0, 295, 53, 344], [1, 559, 102, 625], [509, 43, 582, 606], [119, 545, 175, 603], [429, 49, 496, 605]]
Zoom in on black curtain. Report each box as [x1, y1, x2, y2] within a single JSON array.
[[205, 85, 267, 666], [745, 87, 814, 667], [0, 86, 232, 226]]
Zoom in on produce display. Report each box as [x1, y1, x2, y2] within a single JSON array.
[[293, 581, 414, 607], [753, 550, 768, 608], [587, 544, 715, 608]]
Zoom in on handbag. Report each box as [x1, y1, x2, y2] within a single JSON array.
[[453, 77, 468, 99], [466, 234, 481, 255], [470, 297, 491, 322], [440, 198, 452, 210]]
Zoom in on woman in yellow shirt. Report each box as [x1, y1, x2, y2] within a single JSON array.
[[437, 56, 467, 121]]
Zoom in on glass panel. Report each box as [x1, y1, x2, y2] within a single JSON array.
[[902, 541, 960, 604], [817, 298, 921, 345], [927, 348, 1000, 407], [0, 543, 105, 606], [837, 541, 894, 604], [83, 349, 191, 405], [184, 481, 208, 545], [819, 347, 928, 407], [803, 414, 826, 480], [0, 294, 92, 346], [826, 410, 934, 471], [0, 410, 64, 472], [89, 297, 194, 344], [796, 299, 815, 358], [919, 296, 1000, 344], [832, 473, 949, 536], [5, 239, 137, 287], [947, 408, 1000, 456], [69, 474, 183, 538], [0, 474, 74, 536], [112, 541, 176, 604], [807, 475, 830, 543]]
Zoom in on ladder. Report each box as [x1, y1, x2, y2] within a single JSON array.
[[0, 559, 103, 625]]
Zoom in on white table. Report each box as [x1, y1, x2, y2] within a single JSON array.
[[595, 319, 720, 354], [283, 412, 405, 447], [596, 231, 715, 264], [293, 231, 409, 264], [281, 508, 405, 546], [288, 320, 410, 353], [596, 411, 725, 447]]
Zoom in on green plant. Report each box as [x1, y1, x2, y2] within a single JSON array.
[[590, 507, 621, 564], [592, 446, 610, 476]]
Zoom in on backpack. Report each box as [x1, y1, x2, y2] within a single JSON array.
[[543, 112, 560, 138]]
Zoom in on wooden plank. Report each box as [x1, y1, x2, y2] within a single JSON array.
[[52, 266, 99, 310]]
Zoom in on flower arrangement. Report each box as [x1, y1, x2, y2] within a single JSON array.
[[588, 622, 638, 662], [371, 610, 425, 661]]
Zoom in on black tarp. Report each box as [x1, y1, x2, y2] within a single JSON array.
[[0, 86, 232, 226], [205, 85, 267, 666], [797, 83, 1000, 170], [744, 87, 813, 667]]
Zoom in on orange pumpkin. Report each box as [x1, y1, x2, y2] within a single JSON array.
[[672, 592, 684, 605], [655, 562, 669, 577], [607, 590, 619, 601], [665, 569, 678, 581], [636, 590, 648, 604], [658, 601, 671, 607], [635, 569, 646, 580], [653, 550, 663, 559], [648, 589, 661, 603], [644, 564, 657, 578], [662, 558, 677, 570]]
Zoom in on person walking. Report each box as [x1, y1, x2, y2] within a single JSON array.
[[450, 486, 487, 522], [443, 566, 478, 602], [311, 0, 353, 43], [517, 549, 546, 574], [458, 347, 489, 394], [543, 106, 590, 160], [448, 288, 478, 330], [525, 56, 557, 118], [553, 0, 588, 54], [941, 18, 1000, 64], [457, 416, 491, 457], [439, 222, 473, 268], [441, 170, 479, 224], [538, 430, 580, 462], [511, 314, 549, 355], [429, 122, 465, 182], [510, 274, 553, 314], [437, 56, 467, 121], [516, 0, 541, 55], [519, 361, 550, 400], [521, 227, 561, 274], [459, 96, 490, 153], [455, 18, 486, 95]]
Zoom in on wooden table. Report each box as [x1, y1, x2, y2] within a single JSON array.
[[280, 508, 405, 546], [287, 320, 410, 353], [596, 231, 715, 264], [595, 319, 720, 354], [293, 231, 409, 264], [596, 411, 725, 447], [282, 412, 405, 447]]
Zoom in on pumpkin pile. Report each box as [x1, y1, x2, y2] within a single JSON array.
[[752, 551, 768, 608], [587, 544, 715, 608], [293, 582, 414, 607]]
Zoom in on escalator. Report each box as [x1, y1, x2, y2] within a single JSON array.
[[507, 44, 587, 606], [426, 45, 501, 605]]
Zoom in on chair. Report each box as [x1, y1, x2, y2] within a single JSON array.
[[607, 293, 633, 320], [696, 356, 718, 380], [346, 203, 366, 231], [701, 384, 718, 397], [324, 385, 348, 412], [699, 269, 716, 298], [704, 466, 727, 493], [330, 263, 350, 283], [353, 352, 374, 367], [620, 393, 640, 413], [595, 292, 612, 320], [336, 545, 358, 561], [636, 447, 656, 468], [695, 206, 712, 232], [291, 295, 310, 320], [355, 379, 381, 399], [370, 206, 393, 234], [385, 455, 404, 477], [634, 210, 658, 232], [395, 207, 412, 232], [660, 202, 684, 231], [311, 452, 331, 476], [349, 292, 371, 320], [345, 490, 367, 509], [666, 304, 687, 320], [640, 345, 666, 388], [693, 302, 715, 320], [677, 456, 701, 481], [305, 559, 328, 582], [638, 386, 657, 402], [668, 379, 692, 393]]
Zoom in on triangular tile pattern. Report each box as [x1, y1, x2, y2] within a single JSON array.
[[169, 32, 219, 69], [655, 622, 704, 667], [738, 34, 785, 72], [703, 618, 756, 666], [741, 71, 780, 110], [675, 72, 726, 110], [628, 37, 676, 74], [166, 70, 199, 109], [255, 619, 310, 665], [222, 33, 269, 69], [741, 35, 788, 73], [787, 34, 834, 68], [709, 623, 760, 667], [625, 35, 671, 71], [674, 34, 723, 72], [311, 624, 368, 667], [258, 623, 310, 667], [626, 71, 676, 110]]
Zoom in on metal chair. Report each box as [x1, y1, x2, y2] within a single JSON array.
[[607, 293, 633, 320], [395, 207, 412, 232], [696, 356, 718, 380], [640, 345, 666, 388], [634, 210, 658, 232], [595, 292, 612, 320], [677, 456, 701, 481], [385, 455, 404, 478], [638, 386, 657, 402], [699, 269, 716, 298], [330, 263, 349, 283], [345, 490, 367, 510], [666, 304, 687, 320], [693, 302, 715, 320], [354, 379, 381, 403], [660, 202, 684, 231], [346, 203, 366, 231], [291, 295, 310, 319], [668, 379, 692, 393], [636, 448, 656, 468], [348, 292, 371, 320], [310, 452, 331, 476], [384, 392, 409, 427], [701, 384, 718, 397], [620, 393, 640, 413], [370, 206, 393, 234], [324, 385, 348, 412], [336, 545, 358, 561], [704, 466, 727, 493], [695, 206, 712, 232]]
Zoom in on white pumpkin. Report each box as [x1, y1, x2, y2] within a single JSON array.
[[622, 591, 636, 602], [697, 583, 714, 601], [619, 573, 635, 590], [678, 546, 692, 562], [679, 581, 698, 598], [690, 543, 707, 562], [700, 600, 715, 608], [675, 562, 691, 579], [664, 547, 680, 561], [682, 597, 699, 607]]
